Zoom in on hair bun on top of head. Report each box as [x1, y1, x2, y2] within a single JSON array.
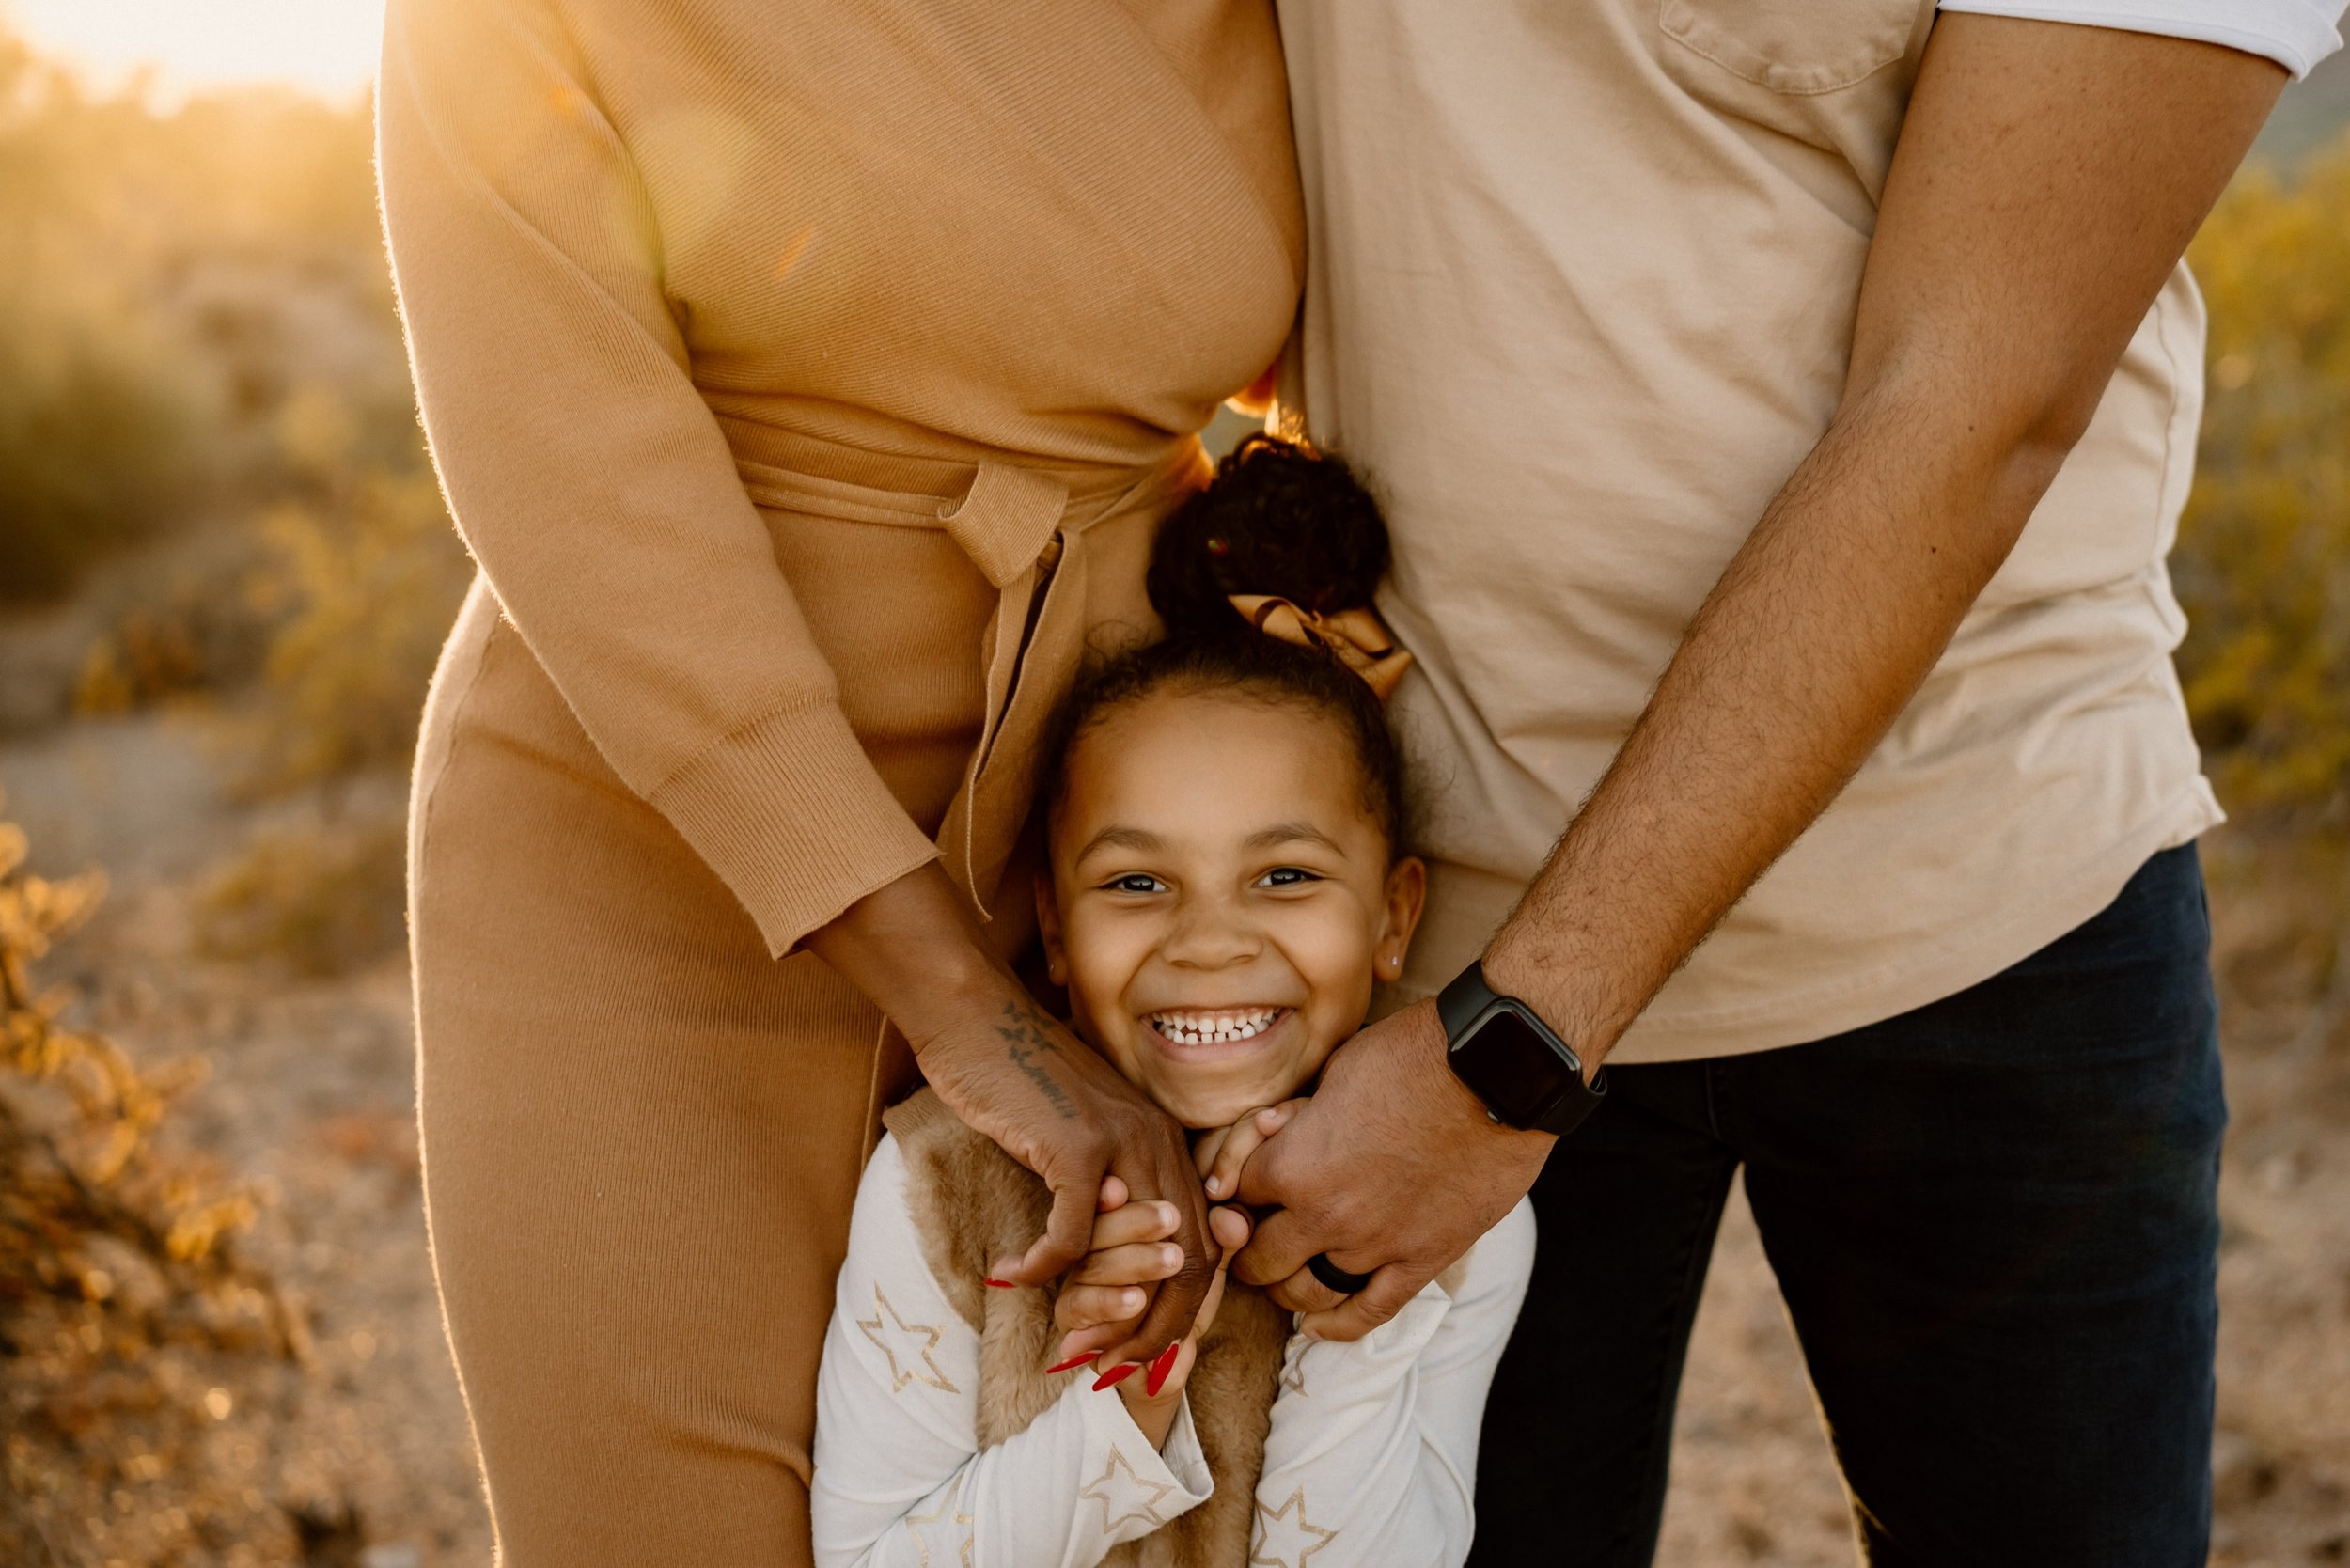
[[1042, 433, 1413, 854], [1147, 433, 1412, 701]]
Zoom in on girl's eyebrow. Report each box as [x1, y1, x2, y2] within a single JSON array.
[[1076, 825, 1163, 862], [1242, 821, 1344, 855]]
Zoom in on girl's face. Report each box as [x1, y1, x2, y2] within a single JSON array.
[[1037, 687, 1424, 1130]]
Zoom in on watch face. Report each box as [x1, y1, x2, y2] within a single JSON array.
[[1450, 1003, 1576, 1127]]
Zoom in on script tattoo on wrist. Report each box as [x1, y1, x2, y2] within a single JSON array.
[[996, 1000, 1080, 1121]]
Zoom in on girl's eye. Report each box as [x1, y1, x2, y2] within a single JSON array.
[[1256, 867, 1322, 888], [1104, 873, 1167, 895]]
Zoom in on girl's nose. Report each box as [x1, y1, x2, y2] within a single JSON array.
[[1159, 900, 1261, 968]]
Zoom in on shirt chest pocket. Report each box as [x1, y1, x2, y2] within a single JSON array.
[[1658, 0, 1919, 93], [1652, 0, 1936, 189]]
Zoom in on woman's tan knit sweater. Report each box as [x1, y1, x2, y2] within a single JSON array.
[[379, 0, 1304, 953]]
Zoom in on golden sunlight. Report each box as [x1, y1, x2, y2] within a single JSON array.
[[5, 0, 384, 102]]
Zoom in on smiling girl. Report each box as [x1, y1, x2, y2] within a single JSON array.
[[808, 438, 1535, 1568]]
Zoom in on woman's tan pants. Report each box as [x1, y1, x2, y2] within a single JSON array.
[[409, 583, 918, 1565]]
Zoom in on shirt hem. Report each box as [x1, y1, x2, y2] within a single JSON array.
[[1602, 780, 2224, 1062]]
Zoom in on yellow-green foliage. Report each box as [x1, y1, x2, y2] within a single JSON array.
[[254, 476, 465, 786], [0, 808, 268, 1312], [2175, 133, 2350, 824], [196, 814, 411, 977], [0, 29, 391, 603], [72, 604, 212, 716], [0, 40, 200, 599], [239, 389, 475, 796], [192, 393, 467, 973], [1, 797, 303, 1563]]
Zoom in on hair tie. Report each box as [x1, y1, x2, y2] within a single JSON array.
[[1226, 594, 1415, 704]]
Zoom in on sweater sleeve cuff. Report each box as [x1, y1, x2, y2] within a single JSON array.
[[1154, 1397, 1214, 1501], [1072, 1382, 1214, 1539], [649, 698, 941, 957]]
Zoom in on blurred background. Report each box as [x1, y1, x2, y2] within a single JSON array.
[[0, 4, 2342, 1564]]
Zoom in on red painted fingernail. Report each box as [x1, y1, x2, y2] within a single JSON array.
[[984, 1278, 1016, 1289], [1145, 1342, 1182, 1397], [1045, 1353, 1098, 1374], [1090, 1362, 1139, 1391]]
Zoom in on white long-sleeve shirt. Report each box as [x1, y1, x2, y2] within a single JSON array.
[[811, 1135, 1536, 1568]]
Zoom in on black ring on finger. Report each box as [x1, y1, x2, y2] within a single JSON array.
[[1307, 1252, 1375, 1295]]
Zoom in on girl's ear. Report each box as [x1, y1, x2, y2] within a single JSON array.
[[1373, 855, 1427, 983], [1034, 870, 1070, 988]]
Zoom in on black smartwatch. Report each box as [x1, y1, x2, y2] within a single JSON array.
[[1437, 961, 1606, 1137]]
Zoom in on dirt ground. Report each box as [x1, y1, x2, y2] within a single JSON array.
[[3, 702, 2343, 1566]]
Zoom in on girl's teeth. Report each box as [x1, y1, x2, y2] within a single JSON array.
[[1152, 1009, 1281, 1044]]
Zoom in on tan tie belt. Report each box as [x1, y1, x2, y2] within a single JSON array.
[[732, 437, 1206, 920]]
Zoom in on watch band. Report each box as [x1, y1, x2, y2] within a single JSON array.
[[1438, 960, 1607, 1137], [1434, 959, 1503, 1043]]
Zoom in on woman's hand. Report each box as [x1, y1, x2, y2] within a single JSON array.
[[808, 863, 1214, 1367], [1047, 1103, 1297, 1364]]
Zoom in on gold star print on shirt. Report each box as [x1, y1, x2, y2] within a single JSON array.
[[902, 1475, 976, 1568], [1080, 1445, 1177, 1534], [1250, 1486, 1338, 1567], [855, 1284, 959, 1394]]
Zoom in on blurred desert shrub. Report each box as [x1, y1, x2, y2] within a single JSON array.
[[192, 389, 469, 976], [70, 540, 285, 717], [0, 305, 200, 601], [2175, 127, 2350, 1023], [0, 26, 400, 605], [238, 389, 473, 797], [1, 797, 308, 1562], [2177, 134, 2350, 819], [196, 816, 412, 978], [0, 28, 474, 975], [0, 38, 207, 600]]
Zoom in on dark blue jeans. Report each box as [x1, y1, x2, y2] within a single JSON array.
[[1468, 844, 2224, 1567]]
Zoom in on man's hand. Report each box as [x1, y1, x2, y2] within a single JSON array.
[[808, 862, 1215, 1368], [1232, 1001, 1551, 1341]]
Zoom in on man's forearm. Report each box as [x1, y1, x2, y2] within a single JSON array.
[[1480, 384, 2060, 1064], [1477, 19, 2283, 1068], [1225, 21, 2285, 1339]]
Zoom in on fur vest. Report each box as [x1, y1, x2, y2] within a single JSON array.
[[881, 1090, 1292, 1568]]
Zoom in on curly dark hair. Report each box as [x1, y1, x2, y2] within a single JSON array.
[[1038, 434, 1407, 855]]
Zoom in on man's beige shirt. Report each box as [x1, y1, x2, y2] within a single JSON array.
[[1279, 0, 2225, 1061]]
